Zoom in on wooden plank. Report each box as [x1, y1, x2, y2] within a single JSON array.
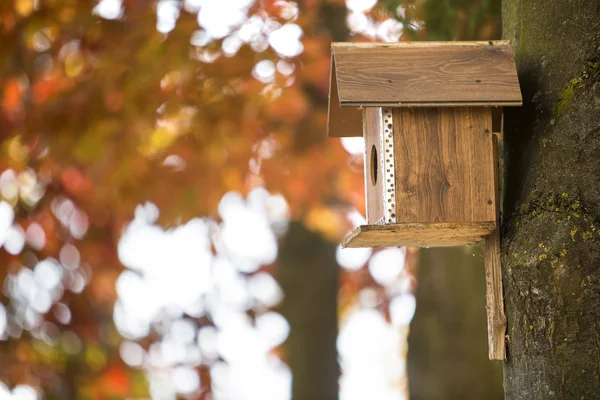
[[338, 101, 521, 108], [332, 42, 522, 106], [467, 108, 497, 221], [333, 40, 511, 49], [341, 221, 496, 248], [364, 108, 385, 224], [484, 134, 507, 360], [327, 56, 362, 137], [393, 107, 496, 223], [484, 230, 506, 360]]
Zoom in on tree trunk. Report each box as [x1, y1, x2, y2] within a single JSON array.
[[407, 247, 504, 400], [501, 1, 600, 398], [277, 222, 339, 400]]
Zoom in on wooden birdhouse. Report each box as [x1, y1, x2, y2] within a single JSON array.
[[327, 41, 522, 360]]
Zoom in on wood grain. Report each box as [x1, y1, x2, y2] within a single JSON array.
[[364, 107, 385, 224], [341, 221, 495, 248], [333, 40, 511, 49], [484, 231, 506, 361], [327, 56, 362, 137], [332, 42, 522, 107], [393, 107, 496, 223], [491, 107, 503, 135], [484, 134, 507, 360]]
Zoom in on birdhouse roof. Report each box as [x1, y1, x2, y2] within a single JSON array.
[[328, 41, 522, 137]]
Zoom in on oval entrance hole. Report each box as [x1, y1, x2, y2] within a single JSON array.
[[370, 145, 378, 186]]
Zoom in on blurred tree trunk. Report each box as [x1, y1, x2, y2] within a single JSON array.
[[501, 1, 600, 398], [274, 4, 345, 399], [277, 222, 339, 400], [407, 247, 504, 400]]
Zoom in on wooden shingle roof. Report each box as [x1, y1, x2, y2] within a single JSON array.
[[328, 41, 522, 137]]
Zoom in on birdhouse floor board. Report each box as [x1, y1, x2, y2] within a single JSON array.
[[341, 222, 496, 248]]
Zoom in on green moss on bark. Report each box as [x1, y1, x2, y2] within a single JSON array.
[[553, 78, 583, 118]]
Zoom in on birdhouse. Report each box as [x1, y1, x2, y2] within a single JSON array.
[[327, 41, 522, 360]]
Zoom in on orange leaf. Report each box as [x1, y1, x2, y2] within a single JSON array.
[[102, 365, 130, 396], [61, 167, 93, 199], [2, 79, 22, 114], [32, 76, 61, 104], [266, 86, 309, 123]]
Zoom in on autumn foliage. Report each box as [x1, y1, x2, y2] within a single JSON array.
[[0, 0, 499, 398]]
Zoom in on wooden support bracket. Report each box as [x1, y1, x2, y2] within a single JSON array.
[[483, 132, 507, 361], [484, 229, 507, 360]]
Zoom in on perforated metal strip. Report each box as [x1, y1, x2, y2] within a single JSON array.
[[383, 108, 396, 223]]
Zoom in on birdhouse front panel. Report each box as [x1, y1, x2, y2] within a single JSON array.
[[392, 107, 496, 223]]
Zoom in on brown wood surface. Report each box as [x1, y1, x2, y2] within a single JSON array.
[[364, 107, 385, 224], [484, 229, 506, 360], [341, 221, 495, 248], [333, 40, 511, 49], [483, 134, 506, 361], [327, 56, 362, 137], [393, 107, 496, 223], [332, 41, 522, 107], [491, 107, 503, 135]]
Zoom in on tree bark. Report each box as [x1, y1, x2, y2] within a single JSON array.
[[502, 1, 600, 398], [277, 222, 339, 400], [407, 247, 504, 400]]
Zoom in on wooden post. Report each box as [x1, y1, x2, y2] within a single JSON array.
[[483, 134, 506, 360], [484, 229, 506, 360]]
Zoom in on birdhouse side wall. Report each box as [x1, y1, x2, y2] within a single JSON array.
[[392, 107, 497, 223], [364, 107, 384, 224], [361, 108, 380, 224]]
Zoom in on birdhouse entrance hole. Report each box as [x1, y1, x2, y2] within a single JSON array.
[[370, 145, 378, 186]]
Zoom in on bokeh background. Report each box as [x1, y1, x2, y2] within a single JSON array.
[[0, 0, 502, 399]]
